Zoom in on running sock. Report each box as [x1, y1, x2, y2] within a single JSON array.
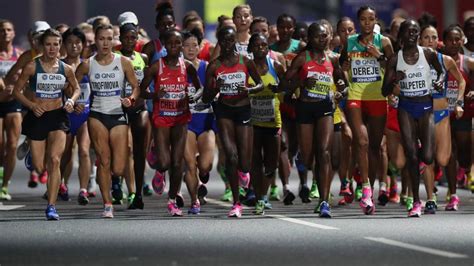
[[380, 182, 387, 191], [362, 183, 371, 189]]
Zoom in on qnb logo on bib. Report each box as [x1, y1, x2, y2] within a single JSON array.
[[218, 72, 245, 96], [35, 73, 65, 99], [306, 71, 332, 99], [399, 71, 429, 97], [351, 58, 381, 83]]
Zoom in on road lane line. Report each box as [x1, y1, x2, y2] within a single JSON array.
[[267, 215, 340, 230], [364, 237, 469, 259], [0, 204, 25, 211], [206, 198, 339, 230]]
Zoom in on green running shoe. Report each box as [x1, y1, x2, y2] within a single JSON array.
[[406, 196, 414, 211], [355, 184, 363, 201], [269, 185, 280, 201], [221, 188, 232, 202], [309, 182, 320, 199], [254, 200, 265, 215], [0, 187, 11, 201], [314, 201, 321, 213], [127, 193, 136, 209]]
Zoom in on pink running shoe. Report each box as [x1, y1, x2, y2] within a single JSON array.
[[359, 187, 375, 215], [408, 201, 422, 217], [39, 171, 48, 184], [456, 167, 466, 181], [445, 195, 460, 211], [228, 203, 243, 218], [152, 171, 166, 195], [167, 201, 183, 216], [238, 171, 250, 189]]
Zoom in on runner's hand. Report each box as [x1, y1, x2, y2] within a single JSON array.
[[454, 105, 464, 119], [121, 97, 132, 108], [31, 104, 46, 117], [74, 104, 85, 114]]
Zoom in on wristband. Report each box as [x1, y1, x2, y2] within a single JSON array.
[[66, 98, 74, 106]]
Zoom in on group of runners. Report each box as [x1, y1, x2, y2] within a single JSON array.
[[0, 3, 473, 220]]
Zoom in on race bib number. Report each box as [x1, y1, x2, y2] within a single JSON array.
[[90, 72, 121, 97], [306, 71, 332, 99], [351, 57, 381, 83], [399, 70, 429, 97], [35, 73, 65, 99], [218, 71, 245, 96], [251, 95, 275, 122], [446, 87, 458, 111], [77, 82, 91, 104], [0, 60, 15, 78], [159, 91, 187, 116]]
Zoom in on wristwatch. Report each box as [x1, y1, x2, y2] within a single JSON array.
[[455, 99, 464, 108]]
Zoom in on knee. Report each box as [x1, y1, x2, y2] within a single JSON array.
[[318, 149, 331, 165], [47, 155, 61, 169], [97, 156, 111, 169], [171, 159, 183, 172], [356, 138, 369, 151], [198, 163, 213, 174], [112, 163, 126, 177], [436, 153, 450, 167], [394, 157, 406, 169]]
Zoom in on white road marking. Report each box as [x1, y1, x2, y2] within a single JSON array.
[[268, 215, 340, 230], [206, 198, 339, 230], [364, 237, 469, 259], [0, 204, 25, 211]]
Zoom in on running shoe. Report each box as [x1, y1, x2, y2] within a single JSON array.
[[377, 189, 389, 206], [143, 183, 153, 197], [389, 185, 400, 203], [102, 204, 114, 218], [338, 198, 346, 206], [408, 201, 422, 217], [16, 139, 29, 160], [168, 201, 183, 216], [263, 196, 272, 209], [127, 193, 136, 209], [39, 171, 48, 184], [254, 200, 265, 215], [406, 196, 414, 211], [199, 172, 210, 184], [283, 189, 295, 205], [87, 178, 97, 197], [28, 172, 39, 188], [0, 187, 12, 201], [128, 195, 144, 210], [238, 171, 250, 189], [339, 179, 352, 196], [111, 176, 123, 205], [299, 184, 311, 203], [310, 182, 320, 199], [221, 188, 232, 202], [424, 200, 437, 214], [198, 184, 208, 205], [269, 185, 280, 201], [239, 187, 247, 201], [45, 204, 59, 221], [176, 194, 185, 208], [77, 189, 89, 205], [456, 167, 466, 188], [319, 201, 331, 218], [355, 183, 363, 201], [228, 202, 243, 218], [445, 195, 460, 211], [243, 189, 256, 207], [359, 186, 375, 215], [151, 171, 166, 195], [188, 200, 201, 215], [58, 183, 70, 201]]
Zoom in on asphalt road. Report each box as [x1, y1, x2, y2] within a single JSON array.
[[1, 161, 474, 266]]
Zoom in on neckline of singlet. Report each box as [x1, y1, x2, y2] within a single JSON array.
[[93, 53, 117, 67], [37, 57, 63, 74], [217, 54, 244, 68], [0, 46, 19, 60]]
